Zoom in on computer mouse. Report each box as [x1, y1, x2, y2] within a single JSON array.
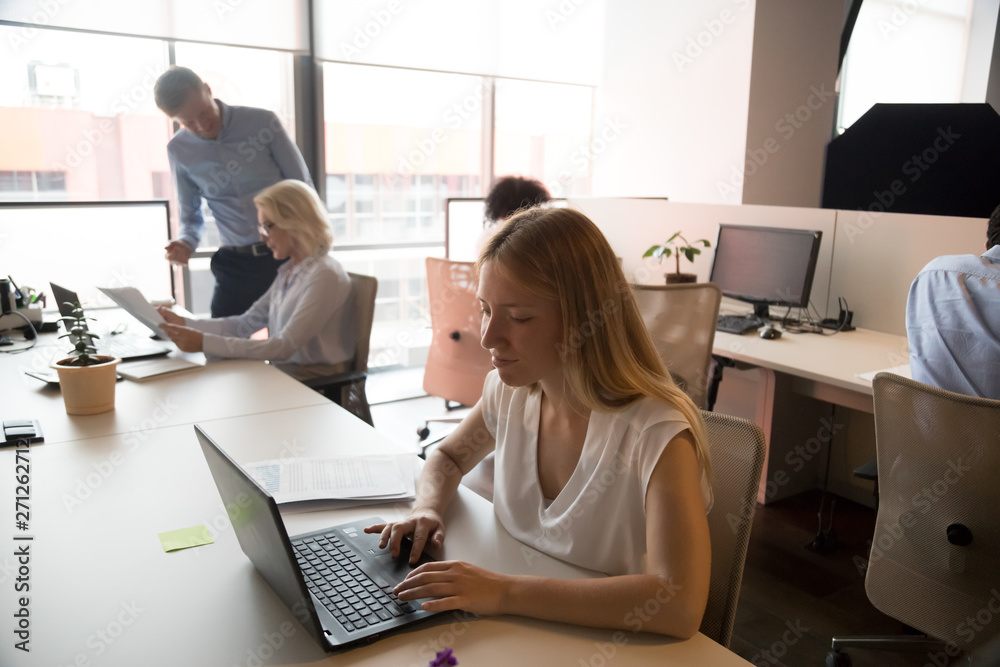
[[759, 326, 782, 340]]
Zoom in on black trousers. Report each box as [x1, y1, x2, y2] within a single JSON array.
[[209, 248, 287, 318]]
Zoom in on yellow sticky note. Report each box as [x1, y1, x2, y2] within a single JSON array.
[[158, 525, 214, 553]]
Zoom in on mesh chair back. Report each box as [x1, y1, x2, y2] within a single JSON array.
[[867, 373, 1000, 649], [423, 257, 494, 406], [633, 283, 722, 408], [699, 410, 766, 647], [348, 272, 377, 374]]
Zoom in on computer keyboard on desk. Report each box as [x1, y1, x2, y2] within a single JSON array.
[[716, 314, 766, 335]]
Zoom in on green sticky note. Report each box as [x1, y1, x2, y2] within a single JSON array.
[[158, 525, 214, 553]]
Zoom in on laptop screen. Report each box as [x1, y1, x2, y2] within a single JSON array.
[[193, 425, 328, 647]]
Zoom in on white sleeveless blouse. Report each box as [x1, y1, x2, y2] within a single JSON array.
[[480, 370, 713, 576]]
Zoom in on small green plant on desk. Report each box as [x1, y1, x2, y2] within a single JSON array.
[[643, 232, 711, 284], [52, 302, 120, 415], [57, 302, 103, 366]]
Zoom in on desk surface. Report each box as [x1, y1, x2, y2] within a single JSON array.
[[0, 363, 750, 666], [713, 326, 909, 398], [1, 337, 329, 445]]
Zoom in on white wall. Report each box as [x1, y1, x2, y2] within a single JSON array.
[[739, 0, 843, 208], [570, 197, 837, 316], [591, 0, 756, 203], [830, 210, 988, 335]]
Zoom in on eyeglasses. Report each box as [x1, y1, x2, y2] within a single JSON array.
[[258, 221, 278, 235]]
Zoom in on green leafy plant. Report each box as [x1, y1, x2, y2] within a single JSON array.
[[643, 232, 711, 275], [57, 302, 104, 366]]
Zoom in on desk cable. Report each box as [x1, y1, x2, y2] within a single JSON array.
[[0, 310, 38, 354], [780, 299, 851, 336]]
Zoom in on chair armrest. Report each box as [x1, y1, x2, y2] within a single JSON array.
[[302, 370, 367, 390]]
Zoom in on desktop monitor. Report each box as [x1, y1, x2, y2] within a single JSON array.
[[0, 200, 173, 311], [709, 224, 822, 319]]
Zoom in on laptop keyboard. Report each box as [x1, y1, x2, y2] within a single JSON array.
[[293, 534, 418, 633], [717, 314, 766, 335]]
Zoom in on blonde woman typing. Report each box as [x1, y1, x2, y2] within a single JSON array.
[[368, 207, 713, 638], [158, 179, 355, 381]]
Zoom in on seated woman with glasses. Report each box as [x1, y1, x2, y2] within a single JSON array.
[[157, 179, 355, 380], [367, 207, 714, 639]]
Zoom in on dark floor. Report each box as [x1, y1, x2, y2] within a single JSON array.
[[368, 370, 962, 667], [731, 489, 960, 667]]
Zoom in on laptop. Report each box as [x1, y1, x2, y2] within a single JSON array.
[[193, 425, 441, 651], [49, 282, 171, 361]]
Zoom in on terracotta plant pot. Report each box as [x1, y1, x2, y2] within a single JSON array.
[[665, 273, 698, 285], [52, 355, 121, 415]]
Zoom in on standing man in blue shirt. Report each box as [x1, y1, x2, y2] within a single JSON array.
[[154, 66, 314, 317], [905, 209, 1000, 399]]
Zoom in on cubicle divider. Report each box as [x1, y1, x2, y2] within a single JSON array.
[[447, 197, 989, 335], [829, 210, 986, 336]]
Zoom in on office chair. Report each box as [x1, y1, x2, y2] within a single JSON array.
[[417, 257, 494, 441], [302, 272, 378, 426], [633, 283, 722, 409], [699, 410, 766, 648], [827, 373, 1000, 666]]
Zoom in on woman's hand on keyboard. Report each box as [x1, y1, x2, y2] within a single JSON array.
[[394, 560, 511, 615], [365, 510, 446, 565]]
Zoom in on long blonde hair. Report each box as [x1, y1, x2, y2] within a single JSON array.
[[253, 180, 333, 255], [478, 206, 712, 479]]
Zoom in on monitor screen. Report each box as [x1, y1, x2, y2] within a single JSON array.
[[0, 200, 173, 311], [709, 224, 822, 318]]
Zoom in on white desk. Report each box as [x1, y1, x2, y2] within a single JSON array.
[[713, 326, 909, 412], [2, 342, 329, 445], [712, 327, 908, 504], [0, 364, 750, 666]]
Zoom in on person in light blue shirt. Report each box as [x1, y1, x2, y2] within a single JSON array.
[[905, 209, 1000, 399], [154, 66, 314, 318]]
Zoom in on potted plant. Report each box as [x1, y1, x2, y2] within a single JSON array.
[[643, 232, 711, 284], [52, 302, 120, 415]]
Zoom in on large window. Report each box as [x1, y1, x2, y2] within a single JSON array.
[[0, 16, 599, 367], [0, 26, 171, 201], [838, 1, 986, 131], [494, 79, 594, 197], [322, 63, 483, 365]]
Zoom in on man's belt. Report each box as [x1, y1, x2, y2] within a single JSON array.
[[219, 242, 271, 257]]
